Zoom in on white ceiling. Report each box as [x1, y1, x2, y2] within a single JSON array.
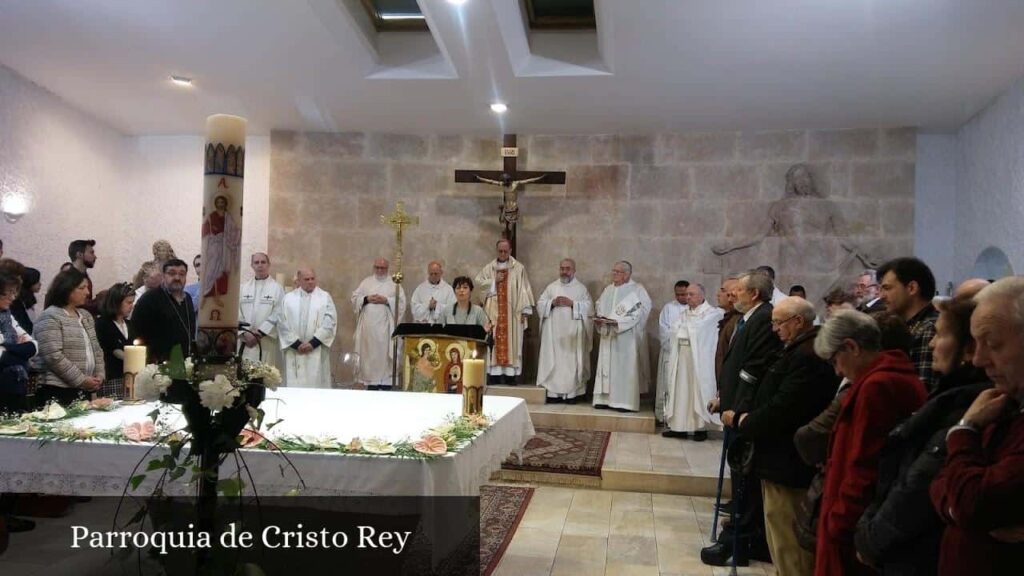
[[1, 0, 1023, 136]]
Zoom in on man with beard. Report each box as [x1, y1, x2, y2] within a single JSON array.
[[536, 258, 593, 403], [351, 258, 406, 390], [132, 259, 196, 363], [67, 239, 97, 313]]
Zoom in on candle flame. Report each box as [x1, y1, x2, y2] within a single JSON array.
[[472, 349, 478, 359], [133, 339, 142, 346]]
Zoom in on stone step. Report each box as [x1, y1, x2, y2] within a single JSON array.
[[527, 404, 656, 434], [492, 467, 730, 498], [484, 384, 547, 405]]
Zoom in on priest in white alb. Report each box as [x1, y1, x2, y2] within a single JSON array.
[[238, 252, 284, 368], [656, 280, 690, 423], [476, 238, 534, 385], [278, 268, 337, 388], [536, 258, 593, 403], [663, 283, 723, 440], [410, 260, 455, 324], [351, 258, 407, 390], [593, 261, 647, 412]]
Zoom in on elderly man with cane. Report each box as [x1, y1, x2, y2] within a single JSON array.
[[703, 270, 781, 567]]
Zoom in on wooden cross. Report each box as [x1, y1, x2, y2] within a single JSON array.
[[454, 134, 566, 256], [380, 201, 418, 286]]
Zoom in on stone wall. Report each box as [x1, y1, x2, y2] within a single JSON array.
[[269, 128, 916, 384]]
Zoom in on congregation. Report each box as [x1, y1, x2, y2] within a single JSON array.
[[0, 232, 1022, 575]]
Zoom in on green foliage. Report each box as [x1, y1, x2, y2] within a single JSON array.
[[166, 344, 188, 380]]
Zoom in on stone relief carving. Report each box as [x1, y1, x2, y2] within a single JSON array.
[[710, 163, 882, 291]]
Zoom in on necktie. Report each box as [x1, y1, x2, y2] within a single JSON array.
[[730, 316, 746, 344]]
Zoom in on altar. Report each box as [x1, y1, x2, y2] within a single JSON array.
[[0, 388, 534, 497]]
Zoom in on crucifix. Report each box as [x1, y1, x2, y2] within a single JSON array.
[[454, 134, 566, 256]]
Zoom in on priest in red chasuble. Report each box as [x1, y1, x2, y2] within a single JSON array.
[[475, 239, 534, 385]]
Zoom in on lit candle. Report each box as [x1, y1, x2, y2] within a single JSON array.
[[123, 341, 147, 401], [124, 344, 147, 375], [462, 358, 485, 389], [461, 352, 485, 416]]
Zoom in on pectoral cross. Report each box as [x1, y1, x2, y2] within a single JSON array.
[[454, 134, 566, 256], [380, 201, 418, 286]]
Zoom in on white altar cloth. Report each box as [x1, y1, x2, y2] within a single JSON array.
[[0, 389, 534, 497]]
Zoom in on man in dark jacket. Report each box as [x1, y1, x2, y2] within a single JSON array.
[[723, 296, 840, 575], [714, 271, 781, 415], [704, 270, 782, 566]]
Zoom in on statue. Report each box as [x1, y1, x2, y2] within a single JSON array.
[[133, 239, 177, 288]]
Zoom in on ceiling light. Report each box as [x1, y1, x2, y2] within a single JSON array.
[[170, 75, 193, 87], [379, 13, 425, 20], [490, 103, 508, 114], [447, 0, 468, 5]]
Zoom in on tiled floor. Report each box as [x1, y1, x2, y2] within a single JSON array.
[[603, 432, 725, 478], [493, 486, 776, 576]]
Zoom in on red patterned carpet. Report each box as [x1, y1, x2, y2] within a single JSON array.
[[479, 484, 534, 576], [501, 427, 611, 477]]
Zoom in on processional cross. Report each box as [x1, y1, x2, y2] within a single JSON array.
[[380, 201, 418, 388], [380, 201, 418, 286], [454, 134, 566, 256]]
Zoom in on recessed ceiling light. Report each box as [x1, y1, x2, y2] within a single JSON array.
[[447, 0, 468, 5], [170, 75, 193, 87], [490, 103, 508, 114], [380, 13, 425, 20]]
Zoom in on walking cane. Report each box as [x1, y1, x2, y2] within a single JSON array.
[[710, 426, 731, 542]]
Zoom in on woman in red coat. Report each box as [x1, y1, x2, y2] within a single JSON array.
[[813, 310, 928, 575]]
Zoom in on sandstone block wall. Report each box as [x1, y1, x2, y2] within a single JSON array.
[[269, 128, 915, 384]]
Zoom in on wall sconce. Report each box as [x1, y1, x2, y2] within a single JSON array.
[[0, 173, 31, 223]]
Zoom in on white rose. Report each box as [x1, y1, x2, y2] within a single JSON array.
[[262, 366, 282, 391], [198, 375, 240, 412]]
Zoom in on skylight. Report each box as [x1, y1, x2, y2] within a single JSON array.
[[360, 0, 428, 31], [524, 0, 596, 30]]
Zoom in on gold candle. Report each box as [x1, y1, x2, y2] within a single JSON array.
[[462, 357, 485, 416]]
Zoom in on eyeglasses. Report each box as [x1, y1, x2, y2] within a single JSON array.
[[770, 315, 798, 328], [0, 291, 17, 299]]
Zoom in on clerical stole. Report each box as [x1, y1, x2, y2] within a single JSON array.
[[495, 274, 510, 365]]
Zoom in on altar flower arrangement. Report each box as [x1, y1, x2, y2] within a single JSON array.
[[123, 345, 302, 501]]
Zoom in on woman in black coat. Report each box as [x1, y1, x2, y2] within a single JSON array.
[[854, 294, 991, 575], [94, 283, 135, 399], [9, 267, 40, 335]]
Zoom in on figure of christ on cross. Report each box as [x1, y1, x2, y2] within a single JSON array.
[[454, 134, 566, 256]]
